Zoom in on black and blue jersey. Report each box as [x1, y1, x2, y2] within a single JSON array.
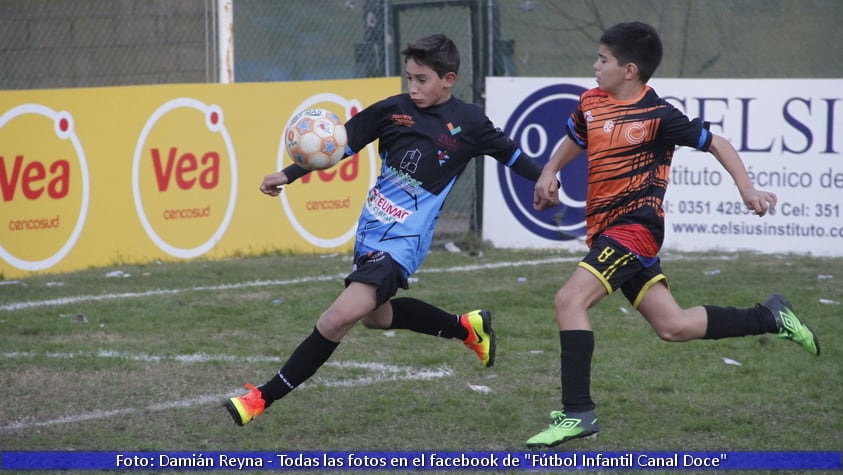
[[289, 93, 540, 277], [344, 93, 541, 277]]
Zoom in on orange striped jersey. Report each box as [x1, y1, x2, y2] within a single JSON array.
[[567, 85, 713, 256]]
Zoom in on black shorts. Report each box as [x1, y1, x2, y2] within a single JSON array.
[[345, 251, 409, 306], [578, 235, 668, 308]]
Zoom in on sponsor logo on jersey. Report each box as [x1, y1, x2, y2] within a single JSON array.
[[437, 150, 450, 166], [625, 121, 647, 144], [399, 149, 422, 174], [383, 165, 421, 194], [392, 114, 414, 127], [437, 132, 459, 152], [366, 187, 411, 224]]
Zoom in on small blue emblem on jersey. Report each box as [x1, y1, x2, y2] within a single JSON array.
[[437, 150, 450, 166]]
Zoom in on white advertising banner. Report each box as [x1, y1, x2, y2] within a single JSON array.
[[484, 77, 843, 257]]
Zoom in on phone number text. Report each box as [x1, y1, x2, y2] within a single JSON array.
[[665, 200, 840, 218]]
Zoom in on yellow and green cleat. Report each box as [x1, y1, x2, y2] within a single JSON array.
[[764, 294, 820, 356], [526, 410, 599, 448], [224, 384, 266, 426], [459, 309, 496, 368]]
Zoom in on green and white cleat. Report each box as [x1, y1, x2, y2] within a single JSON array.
[[526, 410, 599, 448], [763, 294, 820, 356]]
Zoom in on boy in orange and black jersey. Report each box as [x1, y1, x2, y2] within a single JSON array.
[[527, 21, 821, 448]]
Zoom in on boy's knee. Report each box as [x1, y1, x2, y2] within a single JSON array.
[[359, 310, 391, 330], [316, 309, 359, 340], [654, 327, 683, 342], [359, 316, 386, 330], [554, 289, 572, 308], [652, 322, 692, 342], [554, 289, 587, 313]]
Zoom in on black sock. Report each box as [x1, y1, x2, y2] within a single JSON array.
[[388, 297, 467, 340], [703, 304, 778, 339], [560, 330, 595, 413], [259, 327, 339, 406]]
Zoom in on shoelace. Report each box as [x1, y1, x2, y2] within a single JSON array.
[[549, 411, 568, 425]]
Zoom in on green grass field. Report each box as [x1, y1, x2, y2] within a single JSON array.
[[1, 247, 840, 474]]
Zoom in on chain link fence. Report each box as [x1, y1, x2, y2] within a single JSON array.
[[0, 0, 221, 88], [3, 0, 841, 244]]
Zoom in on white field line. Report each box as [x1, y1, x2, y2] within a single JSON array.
[[0, 256, 582, 312], [3, 256, 548, 432], [0, 352, 453, 432], [0, 254, 733, 431]]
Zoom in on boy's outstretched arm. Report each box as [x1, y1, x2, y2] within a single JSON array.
[[259, 162, 317, 197], [259, 170, 292, 197], [708, 134, 777, 217], [534, 137, 582, 211]]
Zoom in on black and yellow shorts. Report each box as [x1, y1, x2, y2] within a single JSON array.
[[579, 235, 667, 308], [345, 251, 409, 306]]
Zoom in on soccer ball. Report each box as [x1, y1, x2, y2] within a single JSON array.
[[284, 108, 348, 170]]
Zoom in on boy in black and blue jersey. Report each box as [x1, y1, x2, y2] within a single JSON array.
[[225, 33, 545, 427]]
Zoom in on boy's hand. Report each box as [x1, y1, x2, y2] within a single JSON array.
[[742, 189, 777, 217], [533, 173, 561, 211], [259, 171, 288, 197]]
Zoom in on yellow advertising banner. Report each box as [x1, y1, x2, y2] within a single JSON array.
[[0, 78, 399, 278]]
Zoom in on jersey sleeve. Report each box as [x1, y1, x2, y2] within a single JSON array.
[[566, 103, 588, 149], [472, 114, 520, 161], [471, 111, 542, 180], [660, 102, 713, 152], [343, 96, 393, 154]]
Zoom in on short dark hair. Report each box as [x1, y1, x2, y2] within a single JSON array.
[[401, 33, 460, 77], [600, 22, 663, 83]]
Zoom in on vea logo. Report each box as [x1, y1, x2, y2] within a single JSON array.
[[133, 98, 237, 258], [277, 93, 378, 248], [497, 84, 588, 241], [0, 104, 90, 271]]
